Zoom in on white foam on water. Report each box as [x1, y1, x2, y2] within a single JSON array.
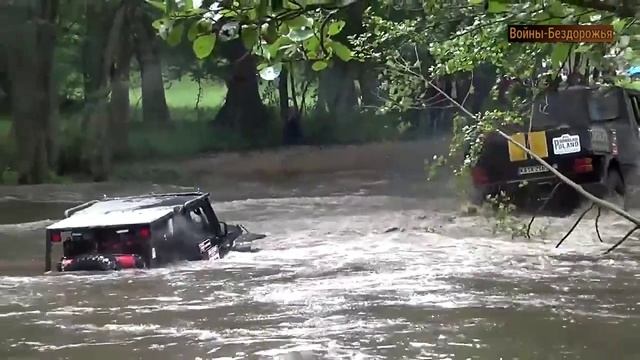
[[3, 195, 640, 358]]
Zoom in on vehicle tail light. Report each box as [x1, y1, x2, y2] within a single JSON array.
[[611, 129, 618, 155], [115, 255, 137, 269], [573, 157, 593, 173], [471, 166, 489, 185], [50, 231, 61, 243], [138, 226, 151, 239]]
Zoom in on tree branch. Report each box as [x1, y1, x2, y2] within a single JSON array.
[[560, 0, 638, 18], [555, 202, 594, 248]]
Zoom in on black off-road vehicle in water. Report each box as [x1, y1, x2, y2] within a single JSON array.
[[470, 85, 640, 211], [44, 192, 265, 272]]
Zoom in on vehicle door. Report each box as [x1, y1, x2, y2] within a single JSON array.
[[629, 92, 640, 136], [619, 91, 640, 182], [183, 205, 217, 259]]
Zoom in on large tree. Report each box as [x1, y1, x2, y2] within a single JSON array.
[[132, 1, 171, 124], [82, 0, 131, 180], [148, 0, 359, 136], [0, 0, 59, 184]]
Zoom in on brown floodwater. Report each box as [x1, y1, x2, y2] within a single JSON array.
[[1, 141, 640, 359]]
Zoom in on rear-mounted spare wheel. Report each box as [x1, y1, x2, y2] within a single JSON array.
[[61, 254, 119, 271], [59, 254, 146, 272]]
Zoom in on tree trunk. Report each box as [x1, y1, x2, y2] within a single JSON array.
[[82, 1, 127, 181], [83, 2, 112, 181], [2, 0, 58, 184], [0, 51, 10, 114], [214, 38, 269, 141], [316, 0, 369, 122], [111, 8, 133, 158], [279, 67, 290, 123], [132, 5, 170, 124]]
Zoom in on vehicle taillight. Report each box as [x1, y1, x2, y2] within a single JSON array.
[[573, 157, 593, 173], [138, 227, 151, 239], [471, 166, 489, 185], [115, 255, 136, 268], [50, 231, 61, 243], [611, 130, 618, 155]]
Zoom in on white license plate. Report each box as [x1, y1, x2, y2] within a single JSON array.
[[552, 134, 581, 155], [518, 165, 549, 175]]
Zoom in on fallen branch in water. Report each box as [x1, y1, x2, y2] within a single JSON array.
[[526, 182, 563, 238], [595, 207, 603, 243], [555, 202, 595, 248], [421, 77, 640, 253], [605, 225, 640, 254]]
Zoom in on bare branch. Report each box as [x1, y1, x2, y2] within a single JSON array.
[[595, 206, 603, 243], [555, 203, 594, 248], [526, 182, 563, 238], [605, 225, 640, 254]]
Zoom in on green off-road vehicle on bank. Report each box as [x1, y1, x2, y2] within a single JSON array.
[[470, 85, 640, 212]]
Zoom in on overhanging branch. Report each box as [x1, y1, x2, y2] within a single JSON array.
[[560, 0, 638, 18]]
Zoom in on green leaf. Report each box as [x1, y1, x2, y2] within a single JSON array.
[[304, 36, 320, 52], [241, 25, 258, 50], [287, 27, 314, 42], [146, 0, 166, 12], [286, 16, 313, 28], [267, 36, 293, 58], [612, 18, 627, 33], [262, 22, 278, 43], [155, 19, 174, 40], [548, 0, 565, 17], [187, 20, 200, 41], [487, 0, 508, 13], [327, 20, 345, 36], [152, 18, 168, 30], [193, 34, 216, 59], [574, 44, 592, 53], [330, 40, 352, 61], [256, 0, 269, 18], [468, 0, 483, 4], [259, 63, 282, 81], [550, 43, 570, 68], [312, 60, 328, 71], [167, 23, 184, 47]]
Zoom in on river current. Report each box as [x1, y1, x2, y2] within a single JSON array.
[[1, 171, 640, 359]]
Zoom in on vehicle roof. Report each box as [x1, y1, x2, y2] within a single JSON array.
[[46, 192, 207, 230]]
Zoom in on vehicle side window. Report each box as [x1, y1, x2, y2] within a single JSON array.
[[631, 96, 640, 126], [186, 207, 211, 233], [167, 218, 174, 236]]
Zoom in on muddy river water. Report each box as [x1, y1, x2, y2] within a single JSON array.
[[2, 143, 640, 359]]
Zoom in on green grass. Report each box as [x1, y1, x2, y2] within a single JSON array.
[[129, 78, 227, 113], [0, 76, 410, 183]]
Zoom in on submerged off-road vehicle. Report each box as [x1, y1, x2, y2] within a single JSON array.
[[44, 192, 265, 272], [470, 85, 640, 210]]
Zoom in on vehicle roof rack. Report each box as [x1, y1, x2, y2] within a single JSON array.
[[63, 192, 209, 218], [102, 191, 205, 201], [64, 200, 99, 218]]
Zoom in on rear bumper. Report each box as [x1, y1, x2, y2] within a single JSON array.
[[475, 177, 607, 200]]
